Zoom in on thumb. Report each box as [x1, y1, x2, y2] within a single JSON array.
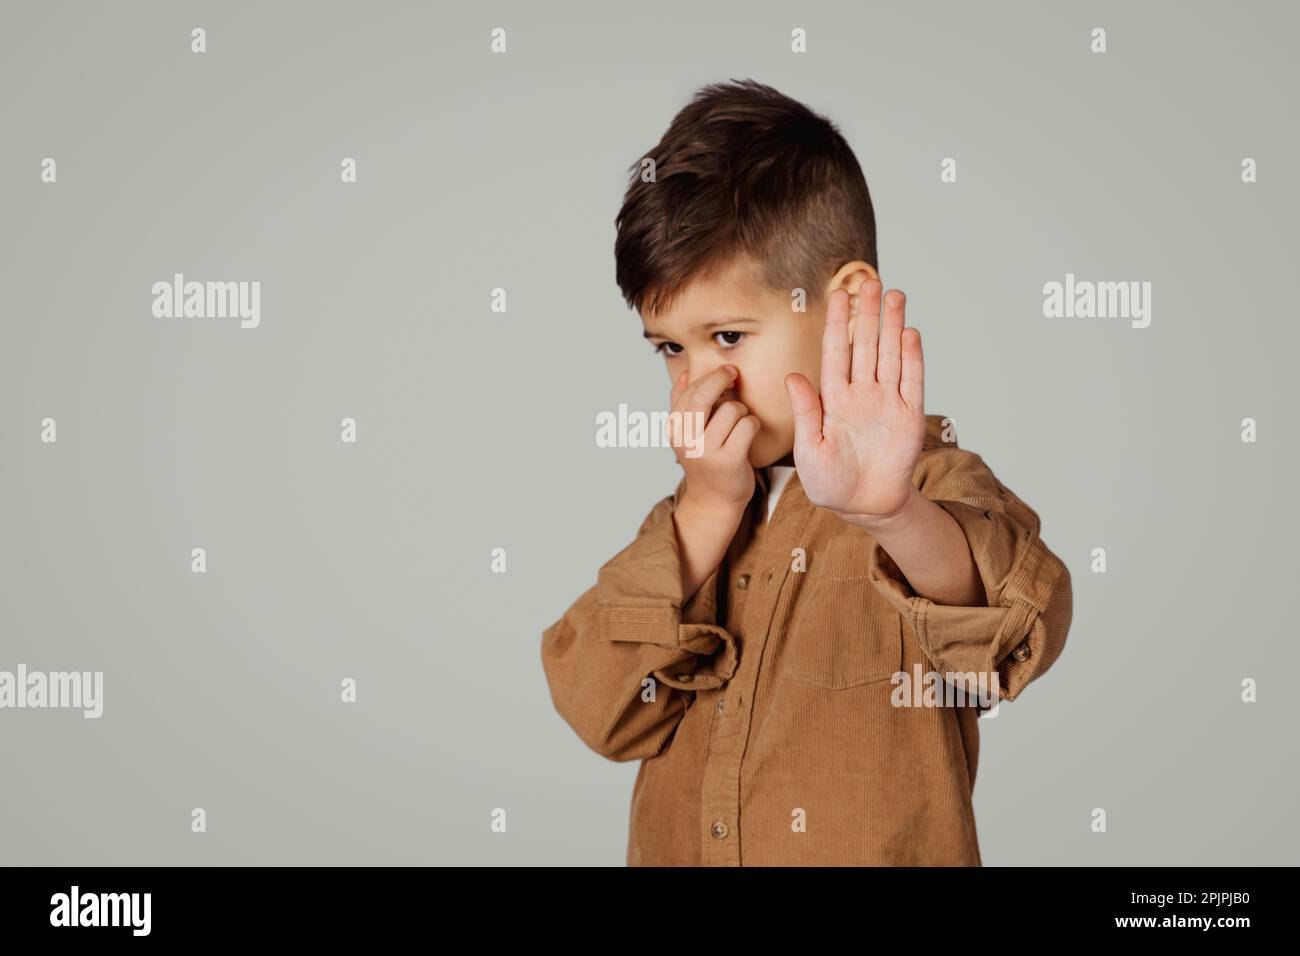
[[784, 372, 823, 447]]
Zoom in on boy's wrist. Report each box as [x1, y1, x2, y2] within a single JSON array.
[[839, 485, 923, 536], [674, 488, 746, 610], [677, 488, 748, 531]]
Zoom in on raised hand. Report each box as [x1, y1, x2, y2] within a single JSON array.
[[782, 280, 926, 521]]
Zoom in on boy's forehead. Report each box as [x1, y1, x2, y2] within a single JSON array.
[[641, 261, 777, 333]]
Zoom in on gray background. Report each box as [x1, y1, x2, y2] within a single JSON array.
[[2, 0, 1296, 865]]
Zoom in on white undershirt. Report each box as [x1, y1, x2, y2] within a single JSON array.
[[766, 465, 796, 523]]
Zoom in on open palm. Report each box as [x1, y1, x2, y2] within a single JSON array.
[[783, 281, 926, 520]]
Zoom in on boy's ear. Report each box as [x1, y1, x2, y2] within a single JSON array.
[[822, 260, 880, 301]]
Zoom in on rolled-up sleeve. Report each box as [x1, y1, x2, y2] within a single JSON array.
[[541, 480, 740, 761], [868, 421, 1073, 703]]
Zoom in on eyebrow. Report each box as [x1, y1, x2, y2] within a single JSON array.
[[642, 317, 761, 340]]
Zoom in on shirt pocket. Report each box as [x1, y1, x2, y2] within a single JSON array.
[[777, 535, 902, 690]]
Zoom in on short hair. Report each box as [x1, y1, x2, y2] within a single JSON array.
[[614, 78, 877, 320]]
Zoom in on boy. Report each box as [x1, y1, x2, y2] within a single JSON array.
[[541, 79, 1072, 866]]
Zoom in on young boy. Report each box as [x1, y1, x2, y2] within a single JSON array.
[[541, 79, 1073, 866]]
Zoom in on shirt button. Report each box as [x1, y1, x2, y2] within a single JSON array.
[[736, 573, 751, 589], [715, 698, 726, 712], [1011, 641, 1031, 662], [711, 821, 729, 839]]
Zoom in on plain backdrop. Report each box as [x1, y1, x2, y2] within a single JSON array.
[[1, 0, 1297, 865]]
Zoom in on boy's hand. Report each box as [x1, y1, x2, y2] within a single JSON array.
[[783, 281, 925, 522], [668, 364, 759, 510]]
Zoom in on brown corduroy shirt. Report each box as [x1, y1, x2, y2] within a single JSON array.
[[541, 414, 1073, 866]]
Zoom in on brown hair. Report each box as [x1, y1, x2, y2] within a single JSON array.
[[614, 78, 877, 319]]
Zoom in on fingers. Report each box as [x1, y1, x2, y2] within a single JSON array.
[[704, 399, 749, 447], [666, 369, 689, 449], [669, 368, 689, 407], [676, 365, 738, 420], [784, 371, 823, 447], [850, 279, 882, 384], [669, 366, 746, 459], [876, 289, 905, 388], [722, 413, 761, 453], [900, 327, 924, 409], [820, 289, 852, 394]]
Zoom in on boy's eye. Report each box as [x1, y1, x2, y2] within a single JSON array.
[[650, 332, 746, 357]]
